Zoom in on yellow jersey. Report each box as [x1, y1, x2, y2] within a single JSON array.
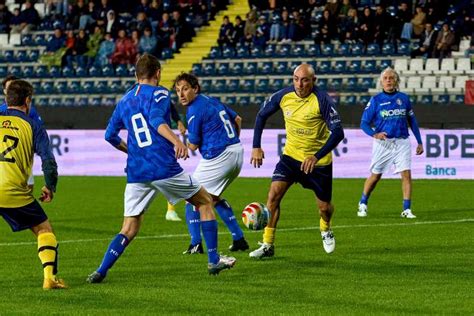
[[253, 86, 343, 165]]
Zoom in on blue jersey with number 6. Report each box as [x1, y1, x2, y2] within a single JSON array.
[[105, 84, 183, 183], [186, 94, 240, 159]]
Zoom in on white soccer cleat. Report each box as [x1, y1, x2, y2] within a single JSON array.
[[357, 203, 368, 217], [165, 210, 182, 221], [321, 230, 335, 254], [249, 242, 274, 259], [401, 209, 416, 219], [208, 255, 236, 275]]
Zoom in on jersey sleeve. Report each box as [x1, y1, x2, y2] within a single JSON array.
[[406, 96, 423, 144], [360, 97, 377, 136], [252, 90, 284, 148], [105, 104, 124, 147], [28, 105, 43, 126], [169, 101, 181, 124], [33, 122, 58, 191], [149, 89, 171, 130], [186, 106, 203, 145], [317, 91, 342, 131]]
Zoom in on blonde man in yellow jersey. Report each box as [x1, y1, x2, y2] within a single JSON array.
[[249, 64, 344, 258], [0, 80, 66, 289]]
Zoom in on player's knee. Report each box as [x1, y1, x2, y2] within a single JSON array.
[[319, 202, 332, 214]]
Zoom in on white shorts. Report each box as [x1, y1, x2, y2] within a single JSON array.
[[193, 143, 243, 196], [123, 171, 201, 217], [370, 138, 411, 174]]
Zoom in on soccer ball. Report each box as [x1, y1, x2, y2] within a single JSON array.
[[242, 202, 270, 230]]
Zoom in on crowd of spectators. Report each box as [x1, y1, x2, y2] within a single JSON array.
[[0, 0, 230, 67]]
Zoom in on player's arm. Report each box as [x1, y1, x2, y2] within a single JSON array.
[[170, 101, 186, 136], [251, 92, 282, 167], [406, 100, 424, 155], [105, 106, 127, 153], [186, 108, 202, 151], [223, 104, 242, 137], [234, 115, 242, 137], [33, 124, 58, 202], [361, 98, 386, 140], [157, 123, 188, 159]]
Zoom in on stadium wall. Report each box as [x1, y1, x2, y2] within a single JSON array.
[[39, 104, 474, 129]]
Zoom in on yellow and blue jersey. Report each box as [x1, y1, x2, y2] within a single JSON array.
[[0, 108, 54, 207], [253, 86, 343, 166]]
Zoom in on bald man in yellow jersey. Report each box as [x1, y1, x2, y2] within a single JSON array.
[[0, 79, 66, 289], [249, 64, 344, 258]]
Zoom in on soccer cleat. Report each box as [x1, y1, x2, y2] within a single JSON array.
[[43, 278, 68, 290], [86, 271, 105, 284], [228, 237, 249, 252], [357, 203, 368, 217], [249, 242, 274, 259], [401, 209, 416, 219], [321, 230, 335, 254], [182, 242, 204, 255], [208, 255, 236, 275], [165, 210, 182, 221]]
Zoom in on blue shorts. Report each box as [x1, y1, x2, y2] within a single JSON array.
[[272, 155, 333, 202], [0, 200, 48, 232]]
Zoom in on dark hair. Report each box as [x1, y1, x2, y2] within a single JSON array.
[[2, 75, 19, 89], [173, 72, 200, 93], [6, 79, 33, 107], [135, 53, 161, 80]]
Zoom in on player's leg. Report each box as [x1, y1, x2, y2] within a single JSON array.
[[183, 201, 203, 254], [249, 180, 291, 259], [318, 199, 336, 254], [212, 195, 248, 252], [394, 138, 416, 218], [165, 201, 182, 221], [87, 183, 156, 283], [400, 170, 416, 218], [358, 173, 382, 216]]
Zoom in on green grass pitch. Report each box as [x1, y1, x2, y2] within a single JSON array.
[[0, 177, 473, 314]]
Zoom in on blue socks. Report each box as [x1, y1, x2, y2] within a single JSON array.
[[360, 193, 369, 205], [97, 233, 129, 276], [403, 199, 411, 210], [185, 203, 202, 245], [215, 199, 243, 241], [201, 220, 219, 264]]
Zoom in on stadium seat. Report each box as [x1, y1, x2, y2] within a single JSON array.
[[452, 95, 464, 103], [419, 95, 433, 104], [9, 65, 22, 77], [275, 61, 287, 74], [328, 78, 343, 91], [316, 78, 328, 90], [213, 79, 225, 93], [360, 77, 374, 91], [318, 61, 331, 74], [40, 81, 54, 94], [36, 97, 49, 107], [127, 65, 135, 77], [336, 43, 350, 56], [31, 81, 42, 94], [306, 44, 320, 57], [77, 96, 88, 107], [252, 95, 266, 105], [381, 43, 395, 55], [409, 94, 417, 104], [264, 44, 276, 57], [115, 64, 128, 77], [397, 42, 410, 55], [243, 62, 257, 75], [451, 75, 468, 94], [276, 45, 291, 57], [340, 95, 357, 105], [435, 94, 450, 104], [64, 97, 75, 107], [161, 48, 173, 59], [48, 66, 61, 78], [348, 60, 362, 73], [452, 58, 473, 75], [22, 66, 34, 78], [62, 66, 74, 77], [110, 80, 122, 93], [96, 81, 108, 93], [191, 63, 202, 76], [235, 45, 249, 58], [250, 46, 263, 58], [222, 46, 234, 58], [351, 43, 364, 56], [259, 61, 273, 75], [68, 80, 81, 93], [394, 58, 408, 74], [333, 60, 346, 73], [362, 60, 376, 73], [200, 78, 211, 93], [21, 34, 33, 46], [439, 58, 455, 75], [16, 50, 28, 62], [88, 66, 102, 77], [101, 65, 114, 77], [291, 44, 305, 57], [321, 43, 334, 57], [104, 96, 116, 107], [89, 96, 102, 107], [227, 79, 239, 92], [418, 58, 438, 75], [216, 62, 230, 76], [223, 95, 236, 106], [4, 50, 15, 62], [230, 62, 243, 76], [33, 34, 46, 46], [75, 67, 87, 77], [256, 79, 269, 93], [406, 76, 422, 93], [241, 79, 255, 93], [82, 81, 95, 93], [236, 95, 250, 107], [366, 43, 380, 56], [437, 76, 453, 92], [287, 61, 299, 73], [379, 59, 392, 70], [346, 77, 358, 92], [208, 46, 221, 59], [54, 80, 67, 93], [358, 94, 371, 104], [419, 76, 437, 93], [49, 97, 61, 107], [270, 78, 284, 91], [403, 58, 424, 75], [203, 63, 216, 76], [0, 66, 7, 78], [28, 50, 40, 62]]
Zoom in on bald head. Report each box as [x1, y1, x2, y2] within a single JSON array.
[[293, 63, 316, 98]]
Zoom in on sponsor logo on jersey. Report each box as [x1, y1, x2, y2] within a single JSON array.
[[379, 101, 391, 106], [1, 120, 18, 130], [396, 98, 402, 105], [380, 108, 406, 118]]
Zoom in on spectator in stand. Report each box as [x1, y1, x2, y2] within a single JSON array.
[[279, 9, 293, 43], [340, 7, 359, 43], [131, 29, 140, 52], [84, 26, 104, 68], [158, 12, 174, 49], [171, 9, 195, 50], [269, 14, 282, 43], [253, 15, 269, 48], [325, 0, 339, 17], [39, 27, 67, 67], [67, 0, 87, 30], [67, 29, 89, 68], [111, 29, 137, 65], [411, 6, 426, 38], [218, 15, 233, 47], [373, 5, 391, 47], [191, 2, 209, 27], [317, 9, 336, 44], [14, 0, 40, 34], [359, 7, 374, 45], [230, 15, 245, 46], [0, 1, 12, 33], [396, 2, 412, 41], [410, 22, 436, 58], [139, 26, 157, 55], [243, 9, 257, 45], [95, 32, 115, 66], [105, 10, 121, 39], [148, 0, 162, 34], [64, 29, 75, 54], [9, 8, 21, 33], [433, 23, 455, 60], [96, 0, 113, 21], [135, 0, 150, 16], [79, 1, 99, 32], [134, 11, 152, 35], [338, 0, 352, 18], [424, 7, 438, 25]]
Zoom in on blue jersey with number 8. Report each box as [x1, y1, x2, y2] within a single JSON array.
[[105, 84, 183, 183], [186, 94, 240, 160]]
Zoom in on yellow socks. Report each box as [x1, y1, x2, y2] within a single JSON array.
[[37, 232, 58, 280], [320, 217, 331, 232], [263, 227, 275, 245], [167, 202, 175, 212]]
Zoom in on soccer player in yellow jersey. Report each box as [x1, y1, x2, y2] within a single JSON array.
[[249, 64, 345, 258], [0, 79, 66, 289]]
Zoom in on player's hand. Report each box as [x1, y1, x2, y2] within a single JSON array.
[[177, 121, 186, 136], [374, 132, 387, 140], [301, 156, 318, 174], [416, 144, 424, 155], [39, 186, 53, 203], [175, 140, 189, 160], [251, 148, 265, 168]]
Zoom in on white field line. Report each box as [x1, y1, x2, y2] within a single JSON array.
[[0, 218, 472, 247]]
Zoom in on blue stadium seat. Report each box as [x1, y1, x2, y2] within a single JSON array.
[[358, 94, 371, 104], [115, 64, 128, 77], [276, 45, 291, 57], [306, 44, 320, 57], [127, 65, 135, 77], [259, 61, 273, 75], [213, 79, 225, 93], [453, 95, 464, 103], [77, 96, 88, 107], [253, 95, 266, 105], [243, 62, 257, 75], [381, 43, 395, 55], [366, 43, 380, 56], [16, 50, 28, 62], [360, 77, 374, 91], [348, 60, 362, 73], [270, 78, 284, 91], [208, 46, 221, 59], [75, 67, 87, 77], [316, 78, 328, 90], [333, 60, 346, 73], [40, 81, 54, 94], [96, 81, 109, 93], [161, 48, 173, 59], [21, 34, 33, 46], [337, 43, 350, 56], [235, 45, 249, 58], [27, 50, 39, 62], [68, 80, 81, 93], [34, 34, 46, 46], [4, 50, 15, 63], [101, 65, 114, 77], [287, 61, 299, 73], [379, 59, 392, 70], [275, 61, 287, 74], [351, 43, 364, 56], [49, 97, 61, 107], [62, 66, 74, 77], [346, 77, 358, 92], [290, 44, 305, 57], [363, 60, 376, 73], [250, 46, 263, 58], [22, 66, 34, 78], [328, 78, 343, 91], [321, 44, 334, 57], [191, 63, 202, 76], [216, 62, 230, 75], [110, 80, 122, 93], [256, 79, 269, 93], [0, 66, 7, 78], [9, 66, 22, 77], [263, 44, 276, 57], [104, 96, 116, 107], [200, 79, 211, 93], [409, 95, 417, 104], [318, 61, 331, 74], [435, 94, 449, 104], [341, 95, 357, 105], [230, 62, 243, 76], [222, 46, 235, 58], [227, 79, 239, 92], [64, 97, 75, 107], [88, 66, 102, 77], [397, 42, 410, 55], [49, 66, 61, 78], [54, 81, 67, 93], [236, 95, 250, 107], [36, 97, 49, 107], [241, 79, 255, 93], [82, 81, 95, 93], [223, 95, 236, 106], [89, 96, 102, 107], [203, 63, 216, 76], [31, 81, 42, 94], [419, 95, 433, 105]]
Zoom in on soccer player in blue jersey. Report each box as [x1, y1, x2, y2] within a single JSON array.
[[86, 54, 236, 283], [358, 67, 423, 219], [0, 79, 66, 290], [173, 73, 249, 254], [249, 64, 344, 258], [1, 75, 43, 189]]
